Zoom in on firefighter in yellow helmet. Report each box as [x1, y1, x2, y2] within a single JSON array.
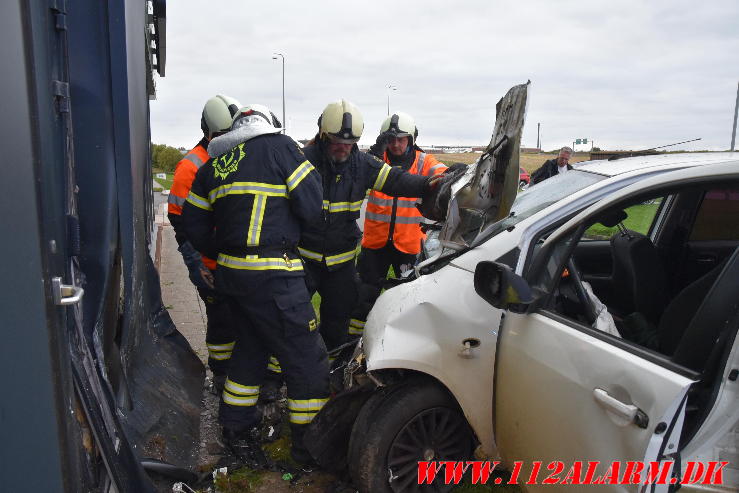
[[167, 95, 241, 392], [298, 101, 435, 357]]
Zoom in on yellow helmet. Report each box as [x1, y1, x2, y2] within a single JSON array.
[[318, 99, 364, 143], [201, 94, 241, 139]]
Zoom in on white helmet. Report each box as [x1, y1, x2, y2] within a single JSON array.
[[318, 99, 364, 143], [231, 103, 283, 131], [380, 112, 418, 144], [201, 94, 242, 139]]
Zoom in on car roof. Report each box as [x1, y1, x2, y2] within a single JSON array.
[[575, 152, 739, 177]]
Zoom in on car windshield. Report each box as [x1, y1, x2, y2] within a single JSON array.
[[470, 170, 606, 247]]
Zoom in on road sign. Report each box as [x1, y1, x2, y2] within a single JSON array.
[[575, 139, 581, 145]]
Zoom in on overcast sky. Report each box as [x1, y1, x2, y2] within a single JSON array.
[[150, 0, 739, 152]]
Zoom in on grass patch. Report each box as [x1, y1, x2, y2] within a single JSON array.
[[584, 201, 661, 240], [263, 425, 293, 464], [213, 466, 264, 493], [153, 172, 174, 190]]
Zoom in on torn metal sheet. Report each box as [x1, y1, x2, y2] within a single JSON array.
[[440, 81, 530, 249]]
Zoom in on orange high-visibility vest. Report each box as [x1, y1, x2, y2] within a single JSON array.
[[362, 150, 446, 254], [167, 142, 217, 269]]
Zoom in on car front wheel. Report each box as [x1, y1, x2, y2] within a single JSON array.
[[348, 380, 475, 493]]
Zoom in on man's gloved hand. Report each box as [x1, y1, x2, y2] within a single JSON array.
[[178, 241, 215, 290], [417, 163, 468, 222], [368, 130, 395, 158]]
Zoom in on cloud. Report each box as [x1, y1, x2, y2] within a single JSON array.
[[151, 0, 739, 151]]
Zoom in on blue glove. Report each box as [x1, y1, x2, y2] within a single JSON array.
[[178, 241, 215, 290]]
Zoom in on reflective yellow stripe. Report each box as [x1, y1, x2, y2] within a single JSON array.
[[224, 379, 259, 395], [186, 192, 213, 211], [288, 398, 329, 411], [247, 195, 267, 246], [298, 247, 323, 262], [286, 160, 315, 192], [223, 392, 258, 406], [207, 342, 235, 351], [322, 199, 363, 213], [373, 163, 391, 191], [267, 356, 282, 373], [217, 253, 304, 271], [348, 318, 365, 335], [209, 352, 232, 360], [288, 398, 328, 423], [325, 246, 360, 266], [208, 181, 288, 203], [289, 413, 316, 424]]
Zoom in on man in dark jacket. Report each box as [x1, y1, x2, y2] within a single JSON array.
[[530, 146, 573, 185], [183, 104, 328, 467], [299, 100, 431, 356]]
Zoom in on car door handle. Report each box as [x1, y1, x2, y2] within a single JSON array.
[[593, 388, 649, 428]]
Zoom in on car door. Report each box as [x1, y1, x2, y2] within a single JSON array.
[[491, 164, 739, 491], [495, 307, 691, 491]]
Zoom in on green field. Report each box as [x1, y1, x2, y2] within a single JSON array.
[[153, 172, 174, 190], [584, 201, 661, 240]]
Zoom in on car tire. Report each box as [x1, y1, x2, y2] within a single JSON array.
[[519, 180, 527, 189], [348, 380, 475, 493]]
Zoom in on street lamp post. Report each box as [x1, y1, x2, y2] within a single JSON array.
[[386, 84, 397, 115], [272, 53, 285, 134]]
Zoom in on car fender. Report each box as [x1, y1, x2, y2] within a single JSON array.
[[363, 265, 503, 458]]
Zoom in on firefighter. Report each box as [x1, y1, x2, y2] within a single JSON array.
[[299, 100, 432, 356], [167, 95, 241, 392], [349, 112, 447, 337], [182, 104, 328, 467]]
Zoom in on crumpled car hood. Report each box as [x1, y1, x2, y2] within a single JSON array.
[[439, 81, 529, 249]]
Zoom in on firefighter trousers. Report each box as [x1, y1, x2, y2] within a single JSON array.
[[303, 260, 359, 353], [197, 284, 237, 376], [219, 275, 329, 451], [350, 244, 416, 336]]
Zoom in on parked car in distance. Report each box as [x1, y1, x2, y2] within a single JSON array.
[[519, 166, 530, 188]]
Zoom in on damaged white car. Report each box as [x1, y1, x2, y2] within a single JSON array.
[[306, 83, 739, 493]]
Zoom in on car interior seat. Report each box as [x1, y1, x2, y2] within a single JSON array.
[[610, 228, 670, 325], [662, 247, 739, 372]]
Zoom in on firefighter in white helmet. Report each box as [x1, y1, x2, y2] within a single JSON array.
[[183, 103, 328, 467], [349, 112, 447, 337]]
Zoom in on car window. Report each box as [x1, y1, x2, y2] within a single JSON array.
[[474, 170, 605, 245], [581, 198, 663, 240], [689, 188, 739, 241], [530, 182, 737, 371]]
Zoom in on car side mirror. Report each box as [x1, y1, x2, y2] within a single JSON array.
[[474, 261, 533, 312]]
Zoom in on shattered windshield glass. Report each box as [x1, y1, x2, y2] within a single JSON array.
[[470, 170, 606, 247]]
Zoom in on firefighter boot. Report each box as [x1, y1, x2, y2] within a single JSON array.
[[289, 424, 319, 470], [222, 426, 272, 470]]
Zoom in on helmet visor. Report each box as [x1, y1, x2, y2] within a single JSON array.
[[327, 134, 359, 145]]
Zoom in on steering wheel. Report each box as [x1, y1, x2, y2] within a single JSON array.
[[567, 258, 598, 326]]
